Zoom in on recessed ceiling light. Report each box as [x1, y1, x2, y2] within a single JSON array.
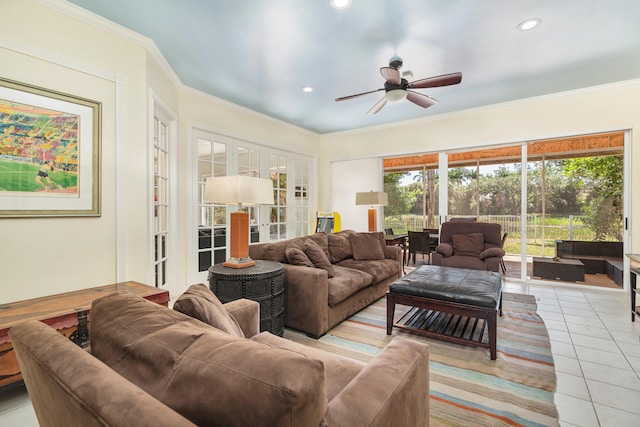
[[517, 18, 541, 31], [301, 86, 314, 93], [329, 0, 352, 10]]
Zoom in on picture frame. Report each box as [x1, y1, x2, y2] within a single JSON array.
[[0, 77, 101, 217]]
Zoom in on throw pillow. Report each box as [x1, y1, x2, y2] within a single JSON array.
[[350, 232, 385, 260], [308, 232, 330, 260], [285, 246, 314, 267], [173, 284, 245, 337], [327, 232, 354, 263], [452, 233, 485, 257], [435, 243, 453, 257], [303, 239, 334, 278], [479, 247, 506, 260]]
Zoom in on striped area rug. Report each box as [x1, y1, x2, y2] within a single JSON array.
[[284, 292, 559, 427]]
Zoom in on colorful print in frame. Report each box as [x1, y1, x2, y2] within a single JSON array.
[[0, 78, 100, 217]]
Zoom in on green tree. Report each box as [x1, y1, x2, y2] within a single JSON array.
[[562, 155, 623, 241], [383, 172, 411, 216]]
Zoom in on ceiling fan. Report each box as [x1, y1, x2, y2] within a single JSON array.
[[335, 56, 462, 114]]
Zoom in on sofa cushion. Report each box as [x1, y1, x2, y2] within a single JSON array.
[[263, 238, 304, 263], [303, 239, 334, 278], [91, 292, 328, 427], [335, 258, 398, 283], [252, 331, 365, 402], [328, 231, 354, 263], [285, 246, 314, 268], [173, 284, 245, 337], [350, 232, 385, 260], [452, 233, 484, 257], [327, 265, 374, 306], [307, 232, 330, 260], [479, 247, 505, 260], [439, 254, 491, 271]]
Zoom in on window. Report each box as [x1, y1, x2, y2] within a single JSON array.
[[196, 134, 228, 272], [152, 102, 175, 288], [269, 154, 287, 240], [191, 129, 313, 281]]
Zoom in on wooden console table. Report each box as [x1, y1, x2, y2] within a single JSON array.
[[0, 281, 169, 389]]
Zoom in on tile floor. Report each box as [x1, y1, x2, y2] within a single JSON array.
[[1, 279, 640, 426]]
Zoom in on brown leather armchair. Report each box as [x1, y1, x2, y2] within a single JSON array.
[[431, 222, 505, 272]]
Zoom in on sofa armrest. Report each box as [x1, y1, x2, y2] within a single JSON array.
[[326, 337, 429, 427], [384, 244, 403, 269], [431, 251, 444, 265], [223, 299, 260, 338], [282, 264, 329, 337], [11, 320, 196, 427]]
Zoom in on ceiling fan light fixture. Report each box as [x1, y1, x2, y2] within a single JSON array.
[[385, 89, 407, 103], [301, 86, 314, 92], [329, 0, 352, 10], [517, 18, 541, 31]]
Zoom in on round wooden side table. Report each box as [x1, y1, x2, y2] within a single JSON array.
[[208, 260, 285, 336]]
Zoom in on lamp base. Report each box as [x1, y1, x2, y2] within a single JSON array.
[[222, 257, 256, 269], [368, 208, 377, 232]]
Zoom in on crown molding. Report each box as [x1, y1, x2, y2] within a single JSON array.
[[35, 0, 181, 87]]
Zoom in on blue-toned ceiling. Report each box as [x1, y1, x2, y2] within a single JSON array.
[[65, 0, 640, 134]]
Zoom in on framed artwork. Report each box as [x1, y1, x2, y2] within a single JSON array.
[[0, 77, 101, 217]]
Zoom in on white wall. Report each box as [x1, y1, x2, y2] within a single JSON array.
[[0, 0, 145, 301], [318, 80, 640, 253], [0, 0, 320, 303], [331, 158, 384, 232]]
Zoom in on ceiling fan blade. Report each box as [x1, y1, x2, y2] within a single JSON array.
[[366, 97, 387, 115], [380, 67, 401, 85], [406, 90, 438, 108], [335, 88, 383, 102], [407, 72, 462, 89]]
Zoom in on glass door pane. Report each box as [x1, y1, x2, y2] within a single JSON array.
[[197, 138, 227, 271], [269, 154, 287, 240], [383, 153, 439, 234]]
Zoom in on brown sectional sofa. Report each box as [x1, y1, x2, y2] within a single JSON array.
[[249, 230, 403, 337], [10, 286, 430, 427]]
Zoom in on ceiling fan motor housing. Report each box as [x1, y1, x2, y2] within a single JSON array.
[[389, 56, 403, 69], [384, 78, 409, 92]]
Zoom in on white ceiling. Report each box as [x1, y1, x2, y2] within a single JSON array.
[[65, 0, 640, 134]]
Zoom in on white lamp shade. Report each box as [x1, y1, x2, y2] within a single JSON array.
[[355, 191, 388, 206], [204, 175, 274, 206], [385, 89, 407, 103]]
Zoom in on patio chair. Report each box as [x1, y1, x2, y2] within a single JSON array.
[[408, 231, 431, 265]]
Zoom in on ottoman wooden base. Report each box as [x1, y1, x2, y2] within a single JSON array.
[[386, 265, 503, 360], [387, 292, 501, 359]]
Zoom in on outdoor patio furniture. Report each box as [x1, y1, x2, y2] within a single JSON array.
[[532, 256, 585, 282]]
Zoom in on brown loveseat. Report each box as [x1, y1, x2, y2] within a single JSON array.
[[431, 222, 505, 272], [10, 286, 430, 427], [249, 230, 403, 337]]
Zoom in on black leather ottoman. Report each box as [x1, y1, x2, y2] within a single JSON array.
[[386, 265, 503, 360]]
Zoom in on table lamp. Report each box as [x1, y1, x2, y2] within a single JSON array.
[[355, 191, 388, 232], [204, 175, 274, 268]]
